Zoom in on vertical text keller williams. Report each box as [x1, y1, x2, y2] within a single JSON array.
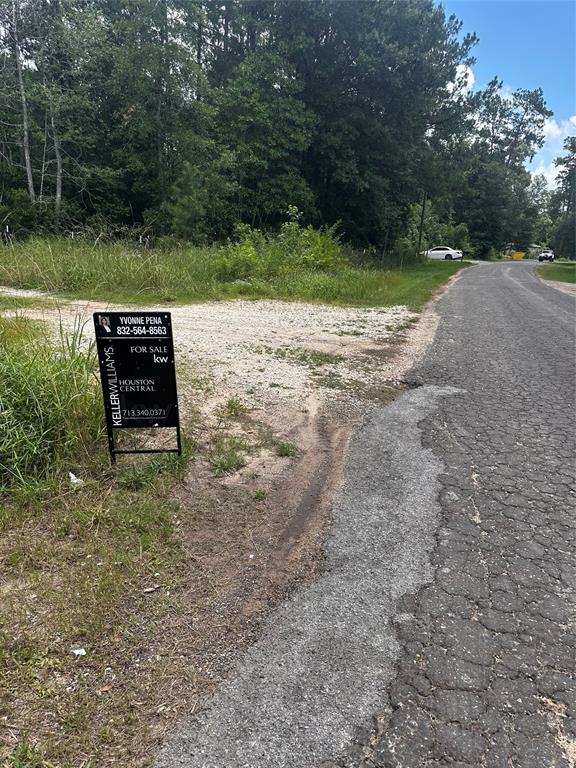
[[103, 345, 122, 426]]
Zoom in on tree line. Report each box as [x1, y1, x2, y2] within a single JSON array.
[[0, 0, 573, 258]]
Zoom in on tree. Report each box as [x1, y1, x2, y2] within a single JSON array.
[[270, 0, 477, 246], [473, 77, 552, 165], [0, 0, 556, 254], [445, 79, 552, 256], [528, 174, 553, 245], [214, 51, 316, 227], [550, 137, 576, 259], [10, 0, 35, 202], [164, 142, 239, 242]]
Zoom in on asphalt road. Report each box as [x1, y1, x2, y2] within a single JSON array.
[[157, 261, 576, 768]]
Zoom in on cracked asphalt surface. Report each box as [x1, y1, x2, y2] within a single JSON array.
[[157, 261, 576, 768], [331, 261, 576, 768]]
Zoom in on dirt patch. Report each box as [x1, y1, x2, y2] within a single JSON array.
[[544, 279, 576, 296], [89, 394, 367, 765], [238, 397, 363, 608], [540, 697, 576, 768]]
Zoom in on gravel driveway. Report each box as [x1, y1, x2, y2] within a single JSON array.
[[0, 287, 417, 411], [156, 260, 576, 768]]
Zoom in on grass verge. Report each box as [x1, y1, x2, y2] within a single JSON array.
[[537, 262, 576, 284], [0, 238, 467, 310], [0, 315, 197, 767], [0, 315, 294, 768]]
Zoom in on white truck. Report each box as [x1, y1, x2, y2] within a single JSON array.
[[538, 249, 555, 262]]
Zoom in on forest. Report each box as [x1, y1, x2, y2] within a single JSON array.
[[1, 0, 574, 259]]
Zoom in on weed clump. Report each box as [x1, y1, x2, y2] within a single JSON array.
[[117, 441, 194, 490], [208, 436, 247, 475], [270, 345, 343, 368], [2, 741, 56, 768], [275, 441, 298, 458], [0, 317, 105, 493], [224, 396, 246, 418]]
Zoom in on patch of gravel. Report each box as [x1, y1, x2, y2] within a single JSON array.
[[0, 289, 423, 408], [0, 286, 53, 299], [166, 300, 413, 405]]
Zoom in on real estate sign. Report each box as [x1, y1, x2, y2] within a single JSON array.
[[93, 312, 181, 459]]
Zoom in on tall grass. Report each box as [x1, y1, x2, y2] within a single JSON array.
[[0, 236, 467, 309], [0, 316, 105, 492]]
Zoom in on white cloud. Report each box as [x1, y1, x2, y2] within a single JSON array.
[[532, 160, 560, 187], [530, 115, 576, 188], [448, 64, 475, 95], [543, 118, 563, 140], [458, 64, 475, 92], [499, 83, 515, 102]]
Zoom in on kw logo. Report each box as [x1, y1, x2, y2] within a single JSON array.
[[154, 354, 168, 363]]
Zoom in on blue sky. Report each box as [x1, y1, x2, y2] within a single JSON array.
[[442, 0, 576, 186]]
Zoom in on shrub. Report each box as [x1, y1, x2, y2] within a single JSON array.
[[277, 221, 344, 271], [389, 236, 423, 267], [214, 237, 265, 281], [215, 208, 346, 280]]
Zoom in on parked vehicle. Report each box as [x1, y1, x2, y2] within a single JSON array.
[[538, 249, 555, 262], [422, 245, 463, 261]]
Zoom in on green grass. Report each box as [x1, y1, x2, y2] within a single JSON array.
[[0, 315, 200, 768], [0, 314, 45, 346], [1, 742, 57, 768], [1, 462, 192, 767], [275, 440, 298, 457], [0, 294, 58, 311], [208, 435, 247, 475], [116, 442, 194, 490], [0, 238, 468, 310], [0, 316, 105, 493], [538, 262, 576, 284]]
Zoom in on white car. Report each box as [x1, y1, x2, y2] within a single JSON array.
[[422, 245, 463, 261], [538, 250, 555, 262]]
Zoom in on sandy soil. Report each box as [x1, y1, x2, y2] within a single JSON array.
[[0, 289, 415, 396], [544, 279, 576, 296]]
